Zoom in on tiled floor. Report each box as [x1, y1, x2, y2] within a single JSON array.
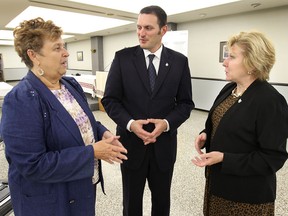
[[0, 110, 287, 216]]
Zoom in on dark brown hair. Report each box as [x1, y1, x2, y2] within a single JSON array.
[[140, 5, 167, 29]]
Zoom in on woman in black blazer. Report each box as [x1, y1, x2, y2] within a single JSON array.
[[192, 31, 288, 215]]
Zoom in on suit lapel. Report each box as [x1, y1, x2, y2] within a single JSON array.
[[152, 46, 171, 96], [133, 47, 151, 94]]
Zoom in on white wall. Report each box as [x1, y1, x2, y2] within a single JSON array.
[[66, 40, 92, 70], [179, 6, 288, 83], [103, 31, 138, 71], [0, 45, 25, 68], [0, 46, 27, 81]]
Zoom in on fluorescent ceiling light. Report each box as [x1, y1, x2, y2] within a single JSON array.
[[0, 30, 74, 41], [6, 6, 134, 34], [0, 40, 14, 45], [62, 35, 75, 39], [0, 30, 14, 45], [0, 30, 14, 40], [66, 0, 240, 15]]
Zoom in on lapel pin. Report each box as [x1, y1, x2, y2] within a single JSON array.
[[165, 63, 169, 66]]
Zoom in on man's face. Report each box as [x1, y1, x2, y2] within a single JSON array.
[[137, 13, 167, 53]]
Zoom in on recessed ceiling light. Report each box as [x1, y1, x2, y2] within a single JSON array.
[[199, 13, 207, 18]]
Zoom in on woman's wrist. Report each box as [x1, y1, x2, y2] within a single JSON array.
[[102, 130, 113, 139]]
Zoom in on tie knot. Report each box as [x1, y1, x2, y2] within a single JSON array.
[[148, 54, 155, 62]]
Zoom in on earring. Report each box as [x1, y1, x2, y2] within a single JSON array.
[[38, 68, 45, 76], [248, 71, 252, 75]]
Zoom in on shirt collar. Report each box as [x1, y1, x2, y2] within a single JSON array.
[[143, 45, 163, 59]]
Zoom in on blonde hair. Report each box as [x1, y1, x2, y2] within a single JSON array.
[[227, 31, 275, 81], [13, 17, 62, 69]]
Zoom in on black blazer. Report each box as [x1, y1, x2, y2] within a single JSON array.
[[102, 45, 194, 171], [204, 80, 288, 204]]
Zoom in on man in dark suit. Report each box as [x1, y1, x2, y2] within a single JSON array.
[[102, 5, 194, 216]]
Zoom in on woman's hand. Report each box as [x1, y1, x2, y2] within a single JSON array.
[[194, 132, 207, 155], [102, 131, 124, 148], [192, 151, 224, 167], [92, 136, 128, 164]]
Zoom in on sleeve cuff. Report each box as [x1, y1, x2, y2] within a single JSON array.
[[127, 119, 134, 132], [164, 119, 170, 132]]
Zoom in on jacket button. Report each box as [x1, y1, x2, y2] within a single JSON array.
[[69, 199, 75, 204]]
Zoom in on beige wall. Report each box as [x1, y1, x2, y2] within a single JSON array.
[[0, 45, 24, 68], [180, 6, 288, 83], [66, 40, 92, 70]]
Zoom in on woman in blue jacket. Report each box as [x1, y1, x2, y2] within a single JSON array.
[[0, 17, 127, 216], [192, 31, 288, 215]]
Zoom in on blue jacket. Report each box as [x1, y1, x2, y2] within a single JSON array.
[[1, 71, 107, 216]]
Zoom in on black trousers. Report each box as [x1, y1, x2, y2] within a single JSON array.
[[121, 145, 174, 216]]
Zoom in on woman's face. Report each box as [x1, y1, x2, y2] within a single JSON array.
[[223, 44, 249, 83], [36, 37, 69, 79]]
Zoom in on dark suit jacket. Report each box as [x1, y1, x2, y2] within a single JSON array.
[[203, 80, 288, 203], [102, 45, 194, 171], [1, 71, 107, 216]]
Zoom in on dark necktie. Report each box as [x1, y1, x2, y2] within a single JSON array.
[[148, 54, 156, 91]]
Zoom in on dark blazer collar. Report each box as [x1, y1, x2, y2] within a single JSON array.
[[155, 46, 172, 95], [133, 46, 151, 94], [210, 79, 264, 113]]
